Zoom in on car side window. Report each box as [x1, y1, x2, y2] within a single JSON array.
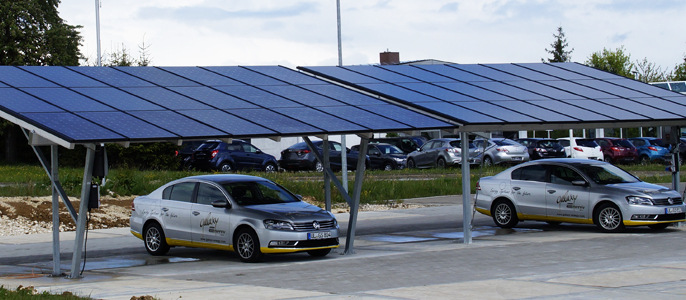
[[368, 147, 381, 156], [168, 182, 196, 203], [558, 140, 569, 147], [243, 143, 259, 153], [549, 166, 584, 185], [196, 183, 226, 205], [597, 140, 608, 147], [511, 165, 547, 182], [632, 140, 644, 147], [331, 143, 342, 151]]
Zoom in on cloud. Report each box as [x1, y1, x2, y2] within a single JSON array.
[[610, 32, 629, 43], [137, 2, 319, 22], [439, 2, 459, 12]]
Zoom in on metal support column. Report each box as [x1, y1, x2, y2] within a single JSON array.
[[461, 132, 472, 244], [344, 137, 368, 254], [51, 145, 61, 276], [323, 139, 332, 211], [69, 146, 96, 278]]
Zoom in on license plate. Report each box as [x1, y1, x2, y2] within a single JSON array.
[[308, 231, 331, 240], [666, 207, 684, 214], [512, 157, 522, 161]]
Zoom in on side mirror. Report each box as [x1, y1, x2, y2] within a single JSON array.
[[255, 150, 263, 154], [571, 180, 588, 187], [211, 199, 231, 208], [296, 194, 304, 200]]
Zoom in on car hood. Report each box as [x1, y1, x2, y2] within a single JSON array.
[[606, 181, 679, 197], [386, 154, 406, 159], [243, 201, 333, 221]]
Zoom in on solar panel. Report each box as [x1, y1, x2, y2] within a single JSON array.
[[482, 64, 558, 81], [122, 87, 213, 110], [0, 88, 64, 113], [68, 67, 155, 87], [168, 87, 258, 109], [298, 84, 387, 106], [129, 110, 226, 137], [388, 82, 478, 102], [419, 102, 503, 123], [20, 66, 107, 87], [115, 67, 200, 87], [590, 98, 680, 119], [258, 85, 344, 107], [316, 106, 408, 130], [300, 66, 384, 84], [506, 80, 580, 100], [222, 109, 321, 134], [73, 87, 165, 111], [488, 101, 576, 122], [179, 110, 276, 136], [379, 65, 454, 82], [414, 65, 491, 82], [513, 63, 592, 80], [244, 66, 323, 85], [552, 63, 620, 79], [455, 101, 541, 122], [275, 107, 368, 132], [450, 65, 523, 81], [344, 66, 421, 83], [543, 80, 618, 99], [21, 88, 114, 112], [214, 85, 303, 108], [77, 111, 177, 139], [469, 82, 549, 100], [22, 112, 124, 141], [0, 66, 59, 88], [204, 67, 287, 86], [434, 82, 513, 100], [355, 83, 442, 103], [605, 78, 681, 97], [525, 100, 612, 121], [360, 104, 455, 128], [161, 67, 245, 86], [559, 99, 647, 120], [572, 80, 647, 98]]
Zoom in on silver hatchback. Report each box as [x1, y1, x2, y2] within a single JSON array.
[[474, 159, 686, 232], [130, 174, 339, 262], [473, 138, 530, 166]]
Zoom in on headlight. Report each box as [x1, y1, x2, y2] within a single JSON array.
[[263, 219, 294, 230], [626, 196, 654, 205], [393, 157, 405, 163]]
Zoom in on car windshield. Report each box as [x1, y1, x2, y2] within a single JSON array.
[[376, 144, 404, 154], [494, 139, 517, 146], [537, 140, 559, 148], [222, 181, 299, 205], [576, 139, 598, 147], [197, 142, 219, 150], [575, 163, 639, 184], [615, 140, 633, 148], [649, 139, 665, 147]]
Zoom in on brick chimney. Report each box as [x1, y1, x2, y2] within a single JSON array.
[[380, 51, 400, 65]]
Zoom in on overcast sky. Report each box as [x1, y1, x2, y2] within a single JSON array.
[[58, 0, 686, 71]]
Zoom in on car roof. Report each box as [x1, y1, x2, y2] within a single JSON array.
[[182, 174, 269, 184], [519, 158, 606, 166]]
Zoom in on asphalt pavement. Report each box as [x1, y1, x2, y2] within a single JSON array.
[[0, 193, 685, 299]]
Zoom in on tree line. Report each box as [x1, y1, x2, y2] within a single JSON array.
[[1, 2, 685, 168]]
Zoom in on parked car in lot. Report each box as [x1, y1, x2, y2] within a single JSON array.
[[130, 174, 340, 262], [515, 138, 566, 160], [473, 138, 529, 166], [594, 137, 638, 164], [351, 143, 406, 170], [406, 138, 482, 169], [474, 158, 686, 232], [557, 137, 604, 161], [187, 140, 278, 172], [175, 140, 205, 170], [369, 136, 427, 154], [627, 137, 670, 164], [279, 140, 369, 172]]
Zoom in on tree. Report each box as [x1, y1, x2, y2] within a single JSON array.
[[0, 0, 82, 66], [672, 55, 686, 81], [543, 26, 573, 63], [585, 46, 634, 78], [634, 57, 669, 83], [0, 0, 83, 164]]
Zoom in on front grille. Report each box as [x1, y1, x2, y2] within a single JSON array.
[[656, 213, 686, 221], [653, 197, 683, 206], [293, 219, 337, 231]]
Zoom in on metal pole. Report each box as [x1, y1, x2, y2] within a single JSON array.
[[51, 145, 61, 276], [69, 146, 95, 279], [336, 0, 342, 66], [323, 139, 331, 211], [461, 132, 472, 244], [336, 0, 348, 193], [95, 0, 102, 66], [344, 137, 368, 254]]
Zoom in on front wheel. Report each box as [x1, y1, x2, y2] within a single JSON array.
[[483, 156, 493, 167], [264, 163, 277, 173], [594, 203, 625, 233], [492, 200, 518, 228], [307, 248, 332, 257], [436, 158, 446, 168], [144, 223, 169, 256], [407, 159, 416, 169], [383, 163, 394, 171], [220, 162, 233, 172], [315, 161, 324, 172], [235, 229, 263, 262]]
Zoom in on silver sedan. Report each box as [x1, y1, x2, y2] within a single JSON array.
[[130, 174, 339, 262], [474, 158, 685, 232]]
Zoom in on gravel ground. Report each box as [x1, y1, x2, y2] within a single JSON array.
[[0, 196, 423, 236]]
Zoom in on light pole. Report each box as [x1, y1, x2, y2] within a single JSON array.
[[95, 0, 102, 66], [337, 0, 348, 192]]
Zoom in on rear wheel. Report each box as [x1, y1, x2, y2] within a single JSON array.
[[603, 156, 613, 163], [315, 161, 324, 172], [492, 200, 518, 228], [407, 159, 416, 169], [483, 156, 493, 167], [264, 163, 277, 173], [594, 203, 625, 233], [235, 228, 263, 263], [307, 248, 332, 257], [437, 158, 446, 168], [220, 163, 233, 172], [144, 223, 169, 256], [383, 163, 394, 171], [639, 155, 650, 165]]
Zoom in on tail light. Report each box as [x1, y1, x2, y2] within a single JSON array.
[[610, 147, 621, 151], [573, 146, 583, 152], [296, 149, 311, 156], [445, 148, 460, 153], [174, 150, 179, 156], [535, 148, 547, 153], [496, 147, 509, 153], [648, 146, 658, 151], [211, 150, 219, 158], [131, 201, 135, 212], [476, 181, 481, 191]]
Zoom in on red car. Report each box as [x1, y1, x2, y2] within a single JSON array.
[[594, 138, 638, 164]]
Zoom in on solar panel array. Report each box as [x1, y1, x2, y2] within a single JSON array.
[[0, 65, 455, 144], [300, 63, 686, 127]]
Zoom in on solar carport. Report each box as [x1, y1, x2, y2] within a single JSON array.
[[2, 62, 686, 279]]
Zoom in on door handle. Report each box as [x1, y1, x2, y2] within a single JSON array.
[[192, 211, 200, 216], [512, 187, 521, 191], [161, 207, 169, 212], [547, 190, 556, 194]]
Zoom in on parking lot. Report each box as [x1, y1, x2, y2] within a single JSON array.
[[1, 196, 686, 299]]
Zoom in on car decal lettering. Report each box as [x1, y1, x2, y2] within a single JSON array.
[[556, 191, 577, 204], [199, 213, 226, 236]]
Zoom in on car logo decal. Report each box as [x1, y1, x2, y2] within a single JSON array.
[[668, 197, 674, 205], [313, 221, 321, 230]]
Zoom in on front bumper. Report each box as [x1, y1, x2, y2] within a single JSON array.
[[259, 228, 340, 253], [623, 204, 686, 225]]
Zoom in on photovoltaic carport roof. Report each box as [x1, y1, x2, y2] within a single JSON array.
[[299, 62, 686, 131], [0, 65, 456, 148]]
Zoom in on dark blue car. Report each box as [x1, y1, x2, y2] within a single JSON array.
[[188, 140, 278, 172], [627, 137, 670, 163]]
